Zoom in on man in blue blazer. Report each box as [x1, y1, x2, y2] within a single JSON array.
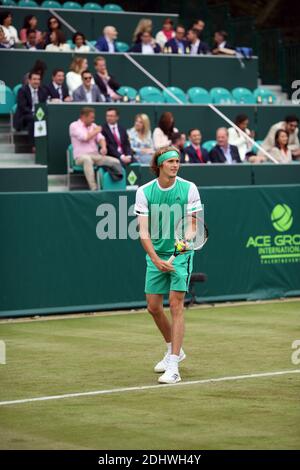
[[186, 28, 210, 55], [165, 25, 189, 54], [73, 70, 105, 103], [95, 26, 118, 52], [209, 128, 242, 163], [101, 108, 135, 166], [46, 69, 71, 102], [182, 129, 210, 164]]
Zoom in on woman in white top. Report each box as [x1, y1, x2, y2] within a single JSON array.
[[270, 129, 292, 163], [45, 30, 71, 52], [228, 114, 254, 162], [155, 18, 175, 49], [72, 32, 90, 53], [66, 57, 89, 96], [153, 111, 178, 149], [0, 11, 19, 47], [127, 114, 154, 164]]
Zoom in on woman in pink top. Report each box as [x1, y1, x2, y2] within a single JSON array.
[[19, 15, 42, 44], [155, 18, 175, 49], [270, 129, 292, 163]]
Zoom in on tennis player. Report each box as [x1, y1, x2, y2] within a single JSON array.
[[134, 146, 202, 384]]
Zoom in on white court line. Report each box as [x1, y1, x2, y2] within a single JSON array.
[[0, 369, 299, 407]]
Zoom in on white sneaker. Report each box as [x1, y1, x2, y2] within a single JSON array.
[[158, 368, 181, 384], [154, 350, 186, 373]]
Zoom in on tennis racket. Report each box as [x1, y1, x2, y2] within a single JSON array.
[[168, 213, 208, 264]]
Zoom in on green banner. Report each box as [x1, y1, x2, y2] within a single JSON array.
[[0, 185, 299, 317]]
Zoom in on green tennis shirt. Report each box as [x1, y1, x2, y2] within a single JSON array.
[[134, 176, 202, 255]]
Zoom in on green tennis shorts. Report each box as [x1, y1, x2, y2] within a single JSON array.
[[145, 252, 194, 294]]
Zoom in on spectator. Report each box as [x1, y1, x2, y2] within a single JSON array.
[[0, 26, 9, 48], [127, 114, 154, 164], [93, 55, 121, 102], [45, 30, 71, 52], [132, 18, 153, 44], [69, 107, 123, 190], [95, 26, 118, 52], [258, 115, 300, 160], [155, 18, 175, 49], [0, 11, 19, 48], [46, 69, 72, 102], [171, 132, 186, 162], [19, 15, 42, 44], [165, 25, 189, 54], [73, 70, 105, 103], [270, 129, 292, 163], [187, 28, 209, 55], [183, 128, 209, 163], [212, 31, 235, 55], [45, 16, 61, 45], [101, 108, 134, 165], [23, 59, 47, 85], [192, 19, 205, 34], [66, 57, 89, 96], [72, 32, 90, 53], [130, 31, 160, 54], [153, 112, 178, 149], [210, 128, 241, 163], [228, 114, 261, 162], [24, 29, 44, 50], [13, 71, 48, 150]]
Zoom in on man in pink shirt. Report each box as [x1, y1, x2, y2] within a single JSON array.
[[69, 107, 123, 190]]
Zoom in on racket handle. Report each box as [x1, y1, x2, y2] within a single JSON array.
[[168, 255, 176, 264]]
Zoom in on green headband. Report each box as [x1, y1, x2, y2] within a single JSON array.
[[157, 150, 180, 166]]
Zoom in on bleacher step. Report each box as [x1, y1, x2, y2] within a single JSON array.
[[0, 153, 35, 164], [0, 143, 14, 153], [48, 175, 69, 192]]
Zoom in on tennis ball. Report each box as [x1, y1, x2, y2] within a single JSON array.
[[271, 204, 293, 232]]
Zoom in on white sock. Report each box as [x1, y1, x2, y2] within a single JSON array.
[[168, 354, 179, 371], [166, 342, 172, 354]]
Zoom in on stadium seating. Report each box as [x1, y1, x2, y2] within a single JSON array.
[[0, 86, 15, 115], [210, 87, 233, 104], [117, 86, 137, 101], [115, 41, 130, 52], [1, 0, 16, 4], [202, 140, 217, 152], [97, 167, 126, 190], [41, 0, 62, 8], [83, 2, 102, 10], [187, 87, 211, 104], [231, 87, 256, 104], [251, 140, 264, 154], [62, 1, 81, 9], [253, 87, 277, 104], [163, 86, 188, 104], [13, 84, 22, 97], [18, 0, 38, 6], [103, 3, 123, 11], [139, 86, 164, 103]]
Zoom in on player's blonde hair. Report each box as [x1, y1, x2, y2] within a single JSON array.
[[150, 146, 179, 177]]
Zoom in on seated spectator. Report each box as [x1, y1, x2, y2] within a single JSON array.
[[258, 115, 300, 160], [228, 114, 262, 163], [153, 112, 178, 149], [72, 32, 90, 53], [45, 30, 71, 52], [165, 25, 189, 54], [93, 55, 121, 102], [171, 132, 186, 162], [66, 57, 89, 97], [73, 70, 105, 103], [24, 29, 44, 50], [192, 19, 205, 35], [155, 17, 175, 49], [13, 71, 48, 150], [187, 28, 209, 55], [210, 128, 241, 163], [0, 11, 19, 48], [132, 18, 153, 44], [0, 26, 9, 48], [212, 31, 235, 55], [130, 31, 160, 54], [127, 114, 154, 164], [19, 15, 42, 45], [95, 26, 118, 52], [23, 59, 47, 85], [45, 16, 61, 46], [46, 69, 72, 102], [270, 130, 292, 163], [101, 108, 134, 166], [69, 107, 123, 190], [183, 129, 209, 163]]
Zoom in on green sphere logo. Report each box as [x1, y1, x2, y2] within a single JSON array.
[[271, 204, 293, 232]]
